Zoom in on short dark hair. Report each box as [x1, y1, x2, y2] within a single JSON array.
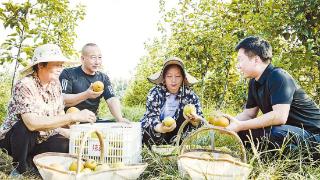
[[235, 36, 272, 63], [81, 43, 98, 55], [32, 62, 48, 72], [163, 64, 185, 79]]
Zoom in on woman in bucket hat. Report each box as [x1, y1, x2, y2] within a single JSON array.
[[0, 44, 96, 175], [141, 57, 204, 146]]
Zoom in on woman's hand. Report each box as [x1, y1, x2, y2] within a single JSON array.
[[184, 112, 201, 127], [69, 109, 96, 124], [56, 128, 70, 138], [154, 121, 177, 133]]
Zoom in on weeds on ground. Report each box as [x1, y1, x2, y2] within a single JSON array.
[[1, 105, 320, 179], [0, 149, 41, 179], [246, 133, 320, 180], [138, 129, 320, 180], [1, 136, 319, 179], [0, 149, 14, 175], [139, 147, 183, 180]]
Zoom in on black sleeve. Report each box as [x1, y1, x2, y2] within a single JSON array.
[[269, 69, 296, 105], [245, 79, 257, 109], [59, 69, 73, 94], [102, 74, 115, 100]]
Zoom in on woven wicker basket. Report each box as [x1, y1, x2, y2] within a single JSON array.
[[177, 125, 252, 180], [33, 130, 147, 180]]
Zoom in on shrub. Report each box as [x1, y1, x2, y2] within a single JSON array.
[[0, 73, 12, 124]]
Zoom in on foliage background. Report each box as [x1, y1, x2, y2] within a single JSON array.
[[0, 0, 85, 124], [0, 0, 85, 95], [123, 0, 320, 114]]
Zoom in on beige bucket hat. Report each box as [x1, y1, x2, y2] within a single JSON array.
[[148, 57, 198, 86], [20, 44, 72, 76]]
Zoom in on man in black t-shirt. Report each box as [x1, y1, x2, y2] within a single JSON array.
[[59, 43, 129, 122], [225, 36, 320, 156]]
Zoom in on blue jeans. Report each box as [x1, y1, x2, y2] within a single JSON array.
[[238, 125, 320, 158]]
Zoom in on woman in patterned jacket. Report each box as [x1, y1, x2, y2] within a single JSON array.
[[0, 44, 96, 175], [141, 57, 203, 146]]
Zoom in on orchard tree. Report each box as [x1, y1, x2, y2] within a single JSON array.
[[0, 0, 85, 93], [123, 0, 320, 109]]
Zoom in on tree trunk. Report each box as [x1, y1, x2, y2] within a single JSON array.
[[317, 59, 320, 104], [10, 28, 25, 95]]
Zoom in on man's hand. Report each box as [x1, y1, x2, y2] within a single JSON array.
[[117, 117, 131, 123], [223, 114, 243, 132], [70, 109, 96, 124], [154, 121, 177, 133], [85, 84, 103, 99]]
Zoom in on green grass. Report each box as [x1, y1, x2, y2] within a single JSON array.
[[97, 101, 145, 122], [0, 74, 11, 125], [139, 147, 183, 180], [0, 149, 41, 179], [0, 106, 319, 179], [95, 105, 320, 179]]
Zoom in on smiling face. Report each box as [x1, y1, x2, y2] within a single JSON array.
[[163, 65, 184, 94], [38, 61, 64, 82], [236, 48, 258, 79], [81, 45, 102, 75]]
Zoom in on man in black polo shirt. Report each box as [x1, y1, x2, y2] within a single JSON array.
[[225, 36, 320, 156], [59, 43, 129, 122]]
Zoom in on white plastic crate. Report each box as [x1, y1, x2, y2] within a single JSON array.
[[69, 122, 142, 165]]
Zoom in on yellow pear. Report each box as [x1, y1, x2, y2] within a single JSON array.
[[162, 117, 175, 127], [66, 107, 80, 114], [183, 104, 196, 116], [92, 81, 104, 92], [207, 115, 215, 125], [207, 112, 229, 127], [84, 159, 97, 170], [81, 168, 92, 173], [214, 116, 229, 127], [69, 160, 84, 172], [94, 163, 110, 171]]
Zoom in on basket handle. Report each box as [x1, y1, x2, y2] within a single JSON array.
[[76, 130, 105, 174], [178, 125, 247, 163], [175, 118, 209, 147]]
